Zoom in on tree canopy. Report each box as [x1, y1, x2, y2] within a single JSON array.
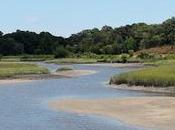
[[0, 17, 175, 56]]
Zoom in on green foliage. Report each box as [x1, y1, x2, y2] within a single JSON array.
[[54, 47, 70, 58], [120, 54, 129, 63], [128, 50, 134, 57], [0, 17, 175, 56], [137, 52, 154, 59]]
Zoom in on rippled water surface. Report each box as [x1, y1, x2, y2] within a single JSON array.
[[0, 63, 160, 130]]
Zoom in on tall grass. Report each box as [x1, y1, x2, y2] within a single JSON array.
[[0, 55, 54, 62], [110, 65, 175, 87], [46, 58, 97, 64], [0, 62, 49, 78]]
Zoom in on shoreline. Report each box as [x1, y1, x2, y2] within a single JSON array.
[[83, 63, 144, 68], [0, 79, 33, 84], [49, 97, 175, 130], [53, 70, 97, 77], [110, 84, 175, 95], [0, 69, 97, 85]]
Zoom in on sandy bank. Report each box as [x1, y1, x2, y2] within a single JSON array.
[[53, 70, 97, 77], [111, 84, 175, 94], [49, 97, 175, 130], [84, 63, 144, 68], [0, 79, 32, 85], [0, 70, 97, 85]]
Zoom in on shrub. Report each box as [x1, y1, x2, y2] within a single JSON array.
[[120, 54, 129, 63], [54, 47, 70, 58], [128, 50, 134, 57], [138, 52, 154, 59]]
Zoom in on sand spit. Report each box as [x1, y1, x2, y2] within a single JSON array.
[[53, 70, 97, 77], [84, 63, 144, 68], [49, 97, 175, 130], [111, 84, 175, 94], [0, 70, 97, 85]]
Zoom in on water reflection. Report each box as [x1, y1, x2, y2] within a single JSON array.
[[0, 63, 163, 130]]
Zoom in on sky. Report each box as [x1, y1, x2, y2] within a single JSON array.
[[0, 0, 175, 37]]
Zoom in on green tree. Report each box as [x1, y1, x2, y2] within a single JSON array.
[[54, 47, 70, 58]]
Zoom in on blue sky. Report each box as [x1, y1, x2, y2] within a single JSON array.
[[0, 0, 175, 37]]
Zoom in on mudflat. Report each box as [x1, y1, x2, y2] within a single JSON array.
[[53, 70, 97, 77], [49, 97, 175, 130]]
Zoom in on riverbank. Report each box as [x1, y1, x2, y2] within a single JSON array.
[[53, 70, 97, 77], [110, 84, 175, 94], [49, 97, 175, 130], [0, 62, 49, 78], [0, 69, 97, 85], [110, 64, 175, 87], [84, 63, 144, 68], [0, 79, 32, 84]]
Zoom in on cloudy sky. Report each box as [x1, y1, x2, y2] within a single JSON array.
[[0, 0, 175, 37]]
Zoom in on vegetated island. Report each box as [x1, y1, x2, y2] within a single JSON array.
[[0, 62, 49, 84], [0, 63, 97, 85], [54, 66, 97, 77]]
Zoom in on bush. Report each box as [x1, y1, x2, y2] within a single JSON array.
[[128, 50, 134, 57], [138, 52, 154, 59], [54, 47, 70, 58], [0, 55, 2, 61], [120, 54, 129, 63]]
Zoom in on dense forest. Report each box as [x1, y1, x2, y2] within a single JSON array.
[[0, 17, 175, 57]]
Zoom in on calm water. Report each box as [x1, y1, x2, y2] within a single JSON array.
[[0, 63, 161, 130]]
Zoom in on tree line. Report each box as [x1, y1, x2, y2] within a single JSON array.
[[0, 17, 175, 57]]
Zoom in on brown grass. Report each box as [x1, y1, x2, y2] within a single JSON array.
[[135, 45, 175, 55]]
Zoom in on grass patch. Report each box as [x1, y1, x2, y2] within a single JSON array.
[[56, 67, 73, 72], [46, 58, 97, 64], [110, 64, 175, 87], [20, 55, 54, 61], [0, 55, 54, 62], [0, 62, 49, 78]]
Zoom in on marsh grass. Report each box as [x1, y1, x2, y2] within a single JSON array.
[[20, 55, 54, 61], [0, 55, 54, 62], [110, 65, 175, 87], [56, 67, 73, 72], [46, 58, 97, 64], [0, 62, 49, 78]]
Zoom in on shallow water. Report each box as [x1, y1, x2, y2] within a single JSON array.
[[0, 63, 162, 130]]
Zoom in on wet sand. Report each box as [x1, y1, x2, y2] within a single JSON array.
[[49, 97, 175, 130], [0, 79, 32, 84], [84, 63, 144, 68], [53, 70, 97, 77], [111, 84, 175, 94], [0, 70, 97, 85]]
